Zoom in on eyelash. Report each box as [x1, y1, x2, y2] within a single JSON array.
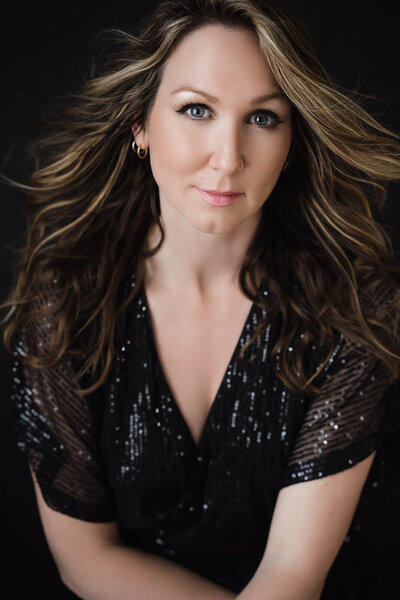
[[175, 102, 284, 129]]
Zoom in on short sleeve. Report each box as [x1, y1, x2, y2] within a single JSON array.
[[11, 316, 117, 522], [281, 334, 395, 488]]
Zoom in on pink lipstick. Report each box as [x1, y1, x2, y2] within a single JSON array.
[[194, 187, 243, 207]]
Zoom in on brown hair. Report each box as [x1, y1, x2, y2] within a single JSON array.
[[2, 0, 400, 397]]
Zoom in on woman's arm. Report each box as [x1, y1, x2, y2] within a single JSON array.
[[237, 570, 324, 600], [71, 543, 236, 600], [30, 464, 235, 600], [31, 451, 374, 600], [236, 452, 376, 600]]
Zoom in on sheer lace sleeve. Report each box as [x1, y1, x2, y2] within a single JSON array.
[[11, 313, 117, 522], [281, 283, 399, 488]]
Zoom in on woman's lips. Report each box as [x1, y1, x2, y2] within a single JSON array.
[[194, 187, 243, 207]]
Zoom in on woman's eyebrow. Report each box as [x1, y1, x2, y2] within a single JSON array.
[[170, 85, 287, 105]]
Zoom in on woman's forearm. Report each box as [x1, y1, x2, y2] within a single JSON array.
[[63, 541, 237, 600], [236, 567, 324, 600]]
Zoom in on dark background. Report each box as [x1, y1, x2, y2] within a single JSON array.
[[1, 1, 399, 598]]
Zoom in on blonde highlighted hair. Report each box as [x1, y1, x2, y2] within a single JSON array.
[[2, 0, 400, 397]]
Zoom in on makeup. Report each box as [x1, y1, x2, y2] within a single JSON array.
[[194, 187, 243, 207]]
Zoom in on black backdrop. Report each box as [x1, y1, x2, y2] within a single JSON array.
[[1, 1, 399, 598]]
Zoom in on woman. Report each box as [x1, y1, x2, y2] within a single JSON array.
[[2, 0, 400, 598]]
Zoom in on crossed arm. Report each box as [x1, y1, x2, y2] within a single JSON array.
[[29, 452, 375, 600], [237, 451, 375, 599]]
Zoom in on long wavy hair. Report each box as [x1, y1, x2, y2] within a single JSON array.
[[2, 0, 400, 398]]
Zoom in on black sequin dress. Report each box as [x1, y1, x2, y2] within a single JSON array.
[[11, 265, 400, 598]]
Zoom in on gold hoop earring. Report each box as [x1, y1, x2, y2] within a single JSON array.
[[132, 140, 148, 159]]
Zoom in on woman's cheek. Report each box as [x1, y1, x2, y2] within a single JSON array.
[[170, 137, 203, 172], [262, 133, 291, 171], [148, 145, 188, 188]]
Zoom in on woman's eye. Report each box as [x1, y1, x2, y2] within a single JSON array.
[[176, 103, 211, 120], [176, 103, 283, 128], [250, 111, 283, 128]]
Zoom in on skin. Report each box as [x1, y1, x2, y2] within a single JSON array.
[[132, 23, 292, 299]]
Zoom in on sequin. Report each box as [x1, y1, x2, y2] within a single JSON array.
[[10, 264, 399, 595]]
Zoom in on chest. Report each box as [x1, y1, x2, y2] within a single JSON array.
[[143, 284, 254, 446]]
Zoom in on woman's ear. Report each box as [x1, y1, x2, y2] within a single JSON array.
[[131, 119, 148, 150]]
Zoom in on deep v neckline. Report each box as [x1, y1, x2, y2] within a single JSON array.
[[141, 281, 257, 452]]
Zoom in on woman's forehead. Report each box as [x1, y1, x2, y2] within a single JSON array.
[[159, 24, 280, 96]]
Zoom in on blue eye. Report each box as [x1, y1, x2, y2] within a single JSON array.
[[177, 103, 211, 120], [176, 103, 283, 128], [250, 112, 282, 128]]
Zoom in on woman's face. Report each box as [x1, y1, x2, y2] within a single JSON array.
[[133, 24, 292, 235]]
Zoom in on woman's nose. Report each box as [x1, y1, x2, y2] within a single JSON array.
[[209, 126, 244, 174]]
